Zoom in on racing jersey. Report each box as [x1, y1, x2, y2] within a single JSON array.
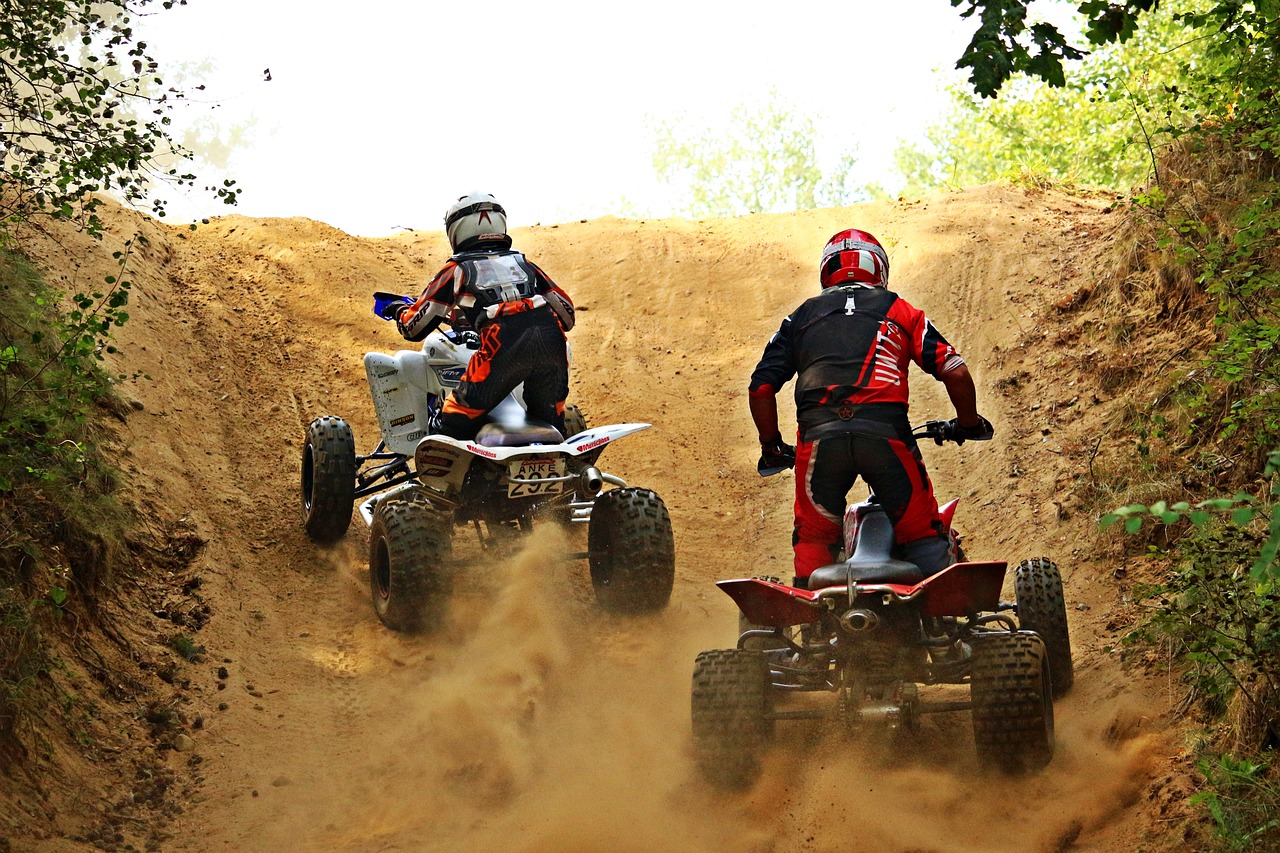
[[749, 284, 964, 439], [398, 248, 575, 341]]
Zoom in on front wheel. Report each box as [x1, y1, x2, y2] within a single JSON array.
[[301, 416, 356, 543], [970, 632, 1054, 773], [587, 487, 675, 613], [368, 498, 453, 633], [691, 649, 773, 789], [1014, 557, 1074, 696]]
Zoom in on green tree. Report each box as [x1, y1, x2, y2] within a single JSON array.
[[951, 0, 1159, 98], [0, 0, 239, 240], [900, 2, 1198, 193], [650, 92, 875, 218]]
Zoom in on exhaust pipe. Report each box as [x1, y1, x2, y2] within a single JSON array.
[[580, 466, 603, 495], [839, 608, 879, 633]]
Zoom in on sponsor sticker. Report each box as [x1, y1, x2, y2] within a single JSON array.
[[437, 367, 465, 386], [467, 444, 499, 459], [390, 413, 416, 427], [419, 454, 454, 467], [375, 369, 398, 379], [576, 436, 610, 452]]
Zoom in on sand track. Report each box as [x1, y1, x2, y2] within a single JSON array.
[[14, 185, 1182, 852]]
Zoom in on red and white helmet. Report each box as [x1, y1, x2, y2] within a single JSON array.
[[820, 228, 890, 288], [444, 191, 510, 252]]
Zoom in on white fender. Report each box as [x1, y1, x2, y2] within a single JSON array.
[[416, 422, 652, 462]]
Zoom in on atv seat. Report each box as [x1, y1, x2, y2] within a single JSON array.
[[806, 510, 924, 590], [474, 421, 565, 448]]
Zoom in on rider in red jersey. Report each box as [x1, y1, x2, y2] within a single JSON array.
[[748, 229, 993, 587]]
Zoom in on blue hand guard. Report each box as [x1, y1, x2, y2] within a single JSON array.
[[373, 291, 412, 320]]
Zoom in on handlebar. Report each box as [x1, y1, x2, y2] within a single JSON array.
[[371, 291, 479, 348], [913, 418, 994, 446], [914, 420, 954, 444]]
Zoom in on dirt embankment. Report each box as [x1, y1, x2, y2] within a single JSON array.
[[5, 185, 1198, 852]]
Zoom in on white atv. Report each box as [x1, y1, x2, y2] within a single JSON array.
[[299, 293, 676, 632]]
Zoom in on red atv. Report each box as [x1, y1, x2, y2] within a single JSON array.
[[690, 421, 1073, 789]]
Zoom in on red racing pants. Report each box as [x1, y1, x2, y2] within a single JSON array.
[[792, 431, 946, 580]]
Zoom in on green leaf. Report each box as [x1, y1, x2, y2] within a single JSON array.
[[1125, 515, 1144, 534], [1232, 507, 1258, 526]]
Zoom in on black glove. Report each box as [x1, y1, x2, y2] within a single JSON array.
[[757, 435, 796, 476], [946, 415, 995, 445]]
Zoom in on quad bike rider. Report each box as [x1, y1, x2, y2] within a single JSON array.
[[298, 193, 676, 631], [689, 231, 1069, 788], [379, 191, 576, 439], [746, 228, 995, 586]]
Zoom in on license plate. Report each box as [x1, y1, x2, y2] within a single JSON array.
[[507, 457, 566, 498]]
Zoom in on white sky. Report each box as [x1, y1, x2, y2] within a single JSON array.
[[138, 0, 988, 236]]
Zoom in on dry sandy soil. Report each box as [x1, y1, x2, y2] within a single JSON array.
[[5, 184, 1202, 852]]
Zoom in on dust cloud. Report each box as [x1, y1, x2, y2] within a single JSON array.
[[239, 527, 760, 853], [231, 526, 1155, 853]]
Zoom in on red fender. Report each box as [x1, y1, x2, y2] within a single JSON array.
[[716, 578, 823, 628], [939, 498, 959, 533], [914, 561, 1007, 616]]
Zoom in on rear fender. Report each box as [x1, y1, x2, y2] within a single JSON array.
[[914, 561, 1007, 617], [417, 424, 652, 462], [413, 437, 473, 495], [563, 423, 651, 455], [717, 578, 824, 627]]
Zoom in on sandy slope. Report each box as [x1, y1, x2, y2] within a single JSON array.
[[13, 185, 1190, 852]]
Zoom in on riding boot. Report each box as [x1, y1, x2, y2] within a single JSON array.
[[902, 534, 951, 577]]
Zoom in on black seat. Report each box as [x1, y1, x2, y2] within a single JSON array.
[[807, 510, 924, 589], [473, 421, 565, 447]]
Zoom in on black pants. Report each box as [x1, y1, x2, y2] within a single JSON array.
[[438, 309, 569, 440]]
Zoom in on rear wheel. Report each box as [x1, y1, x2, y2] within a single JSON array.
[[563, 403, 588, 439], [691, 649, 773, 789], [587, 487, 675, 613], [562, 403, 593, 479], [301, 416, 356, 543], [1015, 557, 1074, 696], [369, 498, 453, 633], [970, 632, 1054, 773]]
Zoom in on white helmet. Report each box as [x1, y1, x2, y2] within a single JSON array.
[[444, 191, 510, 252]]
